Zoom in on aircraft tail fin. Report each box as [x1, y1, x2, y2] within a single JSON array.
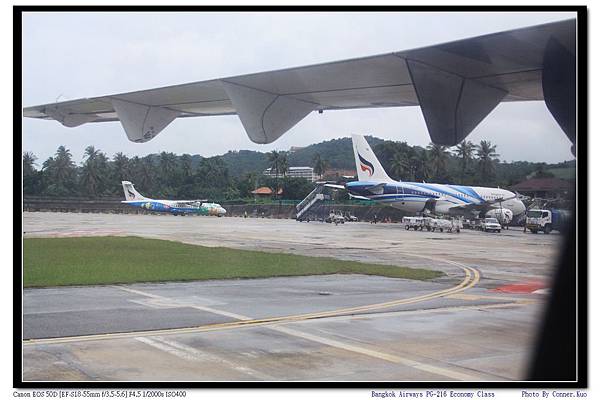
[[121, 181, 147, 201], [351, 134, 394, 182]]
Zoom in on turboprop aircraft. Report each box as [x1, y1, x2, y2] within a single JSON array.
[[329, 135, 526, 221], [121, 181, 226, 217]]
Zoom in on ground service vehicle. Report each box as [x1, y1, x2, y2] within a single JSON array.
[[345, 212, 358, 222], [403, 217, 461, 233], [403, 217, 424, 230], [481, 218, 502, 233], [526, 209, 570, 234], [326, 211, 345, 225]]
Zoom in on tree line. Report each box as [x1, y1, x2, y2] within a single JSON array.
[[23, 138, 573, 201], [373, 139, 500, 185], [22, 146, 315, 201]]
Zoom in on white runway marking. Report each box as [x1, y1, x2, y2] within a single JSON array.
[[120, 282, 491, 381], [135, 337, 197, 362], [135, 336, 273, 380], [270, 325, 484, 381], [113, 285, 252, 321]]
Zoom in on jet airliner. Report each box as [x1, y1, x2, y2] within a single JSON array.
[[121, 181, 226, 217], [337, 135, 526, 221]]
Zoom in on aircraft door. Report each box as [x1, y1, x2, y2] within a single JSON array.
[[397, 183, 406, 208]]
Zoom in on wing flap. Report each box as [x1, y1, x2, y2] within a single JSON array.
[[23, 19, 575, 145]]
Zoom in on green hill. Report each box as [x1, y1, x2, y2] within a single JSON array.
[[212, 136, 384, 177], [288, 136, 384, 170], [221, 150, 270, 177]]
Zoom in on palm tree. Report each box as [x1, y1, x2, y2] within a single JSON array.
[[200, 157, 228, 187], [390, 152, 410, 181], [279, 152, 289, 178], [53, 146, 76, 183], [476, 140, 499, 183], [112, 152, 130, 183], [159, 152, 179, 185], [139, 156, 156, 194], [267, 150, 281, 176], [374, 141, 399, 168], [23, 152, 37, 177], [180, 154, 194, 180], [453, 141, 476, 184], [23, 152, 40, 195], [413, 148, 430, 182], [267, 150, 283, 198], [81, 146, 108, 196], [312, 153, 328, 179], [426, 143, 449, 182], [42, 146, 77, 196], [84, 145, 99, 161]]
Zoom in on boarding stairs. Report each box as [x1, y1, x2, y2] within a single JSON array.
[[296, 185, 327, 220]]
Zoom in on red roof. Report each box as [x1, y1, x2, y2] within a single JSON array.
[[510, 177, 572, 192], [251, 187, 283, 195]]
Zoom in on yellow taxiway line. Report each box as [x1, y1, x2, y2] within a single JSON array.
[[24, 265, 480, 346]]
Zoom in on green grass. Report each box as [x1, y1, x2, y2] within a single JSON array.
[[23, 236, 442, 287]]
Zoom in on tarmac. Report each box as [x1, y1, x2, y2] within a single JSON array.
[[21, 212, 565, 381]]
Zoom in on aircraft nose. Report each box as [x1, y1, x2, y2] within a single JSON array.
[[220, 208, 227, 215]]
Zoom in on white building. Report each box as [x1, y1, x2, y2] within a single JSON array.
[[263, 166, 317, 182]]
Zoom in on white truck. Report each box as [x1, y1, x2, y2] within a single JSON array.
[[481, 217, 502, 233], [403, 216, 461, 233], [525, 209, 570, 234], [485, 208, 513, 229], [427, 218, 462, 233]]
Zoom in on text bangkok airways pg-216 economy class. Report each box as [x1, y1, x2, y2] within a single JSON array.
[[121, 181, 226, 217], [333, 135, 526, 222]]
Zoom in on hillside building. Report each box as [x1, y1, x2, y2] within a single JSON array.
[[263, 166, 317, 182]]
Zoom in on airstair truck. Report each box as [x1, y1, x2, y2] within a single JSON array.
[[525, 209, 570, 234]]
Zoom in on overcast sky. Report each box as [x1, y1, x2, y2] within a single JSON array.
[[22, 11, 576, 165]]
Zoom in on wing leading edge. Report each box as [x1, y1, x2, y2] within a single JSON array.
[[23, 19, 576, 146]]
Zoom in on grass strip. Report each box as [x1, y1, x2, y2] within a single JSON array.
[[23, 236, 443, 287]]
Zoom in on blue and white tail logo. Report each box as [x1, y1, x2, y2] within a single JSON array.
[[358, 153, 374, 177], [351, 134, 394, 182], [122, 181, 147, 201]]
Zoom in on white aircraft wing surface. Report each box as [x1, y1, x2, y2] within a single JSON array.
[[449, 194, 519, 213], [23, 19, 575, 146]]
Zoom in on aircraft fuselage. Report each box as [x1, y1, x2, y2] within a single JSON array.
[[346, 180, 526, 216], [122, 200, 227, 216]]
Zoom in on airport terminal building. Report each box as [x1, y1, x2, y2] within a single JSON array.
[[263, 166, 317, 182]]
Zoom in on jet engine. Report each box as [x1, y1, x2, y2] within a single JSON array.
[[485, 208, 513, 225], [429, 201, 454, 214]]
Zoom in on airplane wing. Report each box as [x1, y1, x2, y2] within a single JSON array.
[[320, 183, 374, 201], [324, 183, 346, 190], [348, 193, 372, 201], [23, 19, 575, 146], [449, 194, 519, 213], [323, 182, 384, 194]]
